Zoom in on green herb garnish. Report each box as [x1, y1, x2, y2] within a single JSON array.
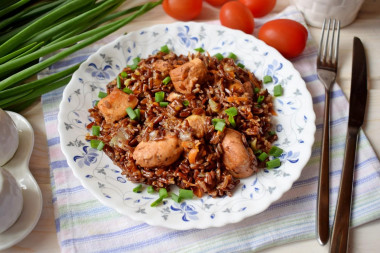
[[98, 91, 107, 98], [133, 184, 142, 193], [263, 75, 273, 84]]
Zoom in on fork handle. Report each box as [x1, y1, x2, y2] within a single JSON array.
[[317, 90, 330, 245], [330, 126, 359, 253]]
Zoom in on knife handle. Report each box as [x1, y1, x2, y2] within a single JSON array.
[[330, 126, 359, 253], [317, 90, 330, 245]]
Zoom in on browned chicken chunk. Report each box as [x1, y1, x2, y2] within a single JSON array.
[[184, 115, 208, 138], [97, 88, 138, 123], [152, 60, 172, 74], [243, 81, 254, 96], [169, 58, 207, 94], [133, 135, 183, 168], [166, 92, 182, 102], [221, 128, 258, 178]]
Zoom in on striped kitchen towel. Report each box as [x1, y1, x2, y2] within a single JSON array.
[[40, 6, 380, 253]]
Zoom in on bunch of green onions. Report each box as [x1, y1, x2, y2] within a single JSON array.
[[0, 0, 162, 112]]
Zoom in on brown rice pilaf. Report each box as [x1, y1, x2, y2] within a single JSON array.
[[86, 50, 277, 198]]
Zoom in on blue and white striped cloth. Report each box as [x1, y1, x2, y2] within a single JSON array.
[[40, 6, 380, 253]]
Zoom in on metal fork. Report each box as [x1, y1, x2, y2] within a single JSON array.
[[316, 18, 340, 246]]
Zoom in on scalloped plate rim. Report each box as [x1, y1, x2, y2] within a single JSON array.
[[58, 21, 316, 230]]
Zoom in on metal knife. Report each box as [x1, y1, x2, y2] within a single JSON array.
[[330, 37, 368, 253]]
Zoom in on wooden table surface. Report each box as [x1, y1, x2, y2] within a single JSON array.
[[3, 0, 380, 252]]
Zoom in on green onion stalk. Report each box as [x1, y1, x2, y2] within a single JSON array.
[[0, 0, 163, 112]]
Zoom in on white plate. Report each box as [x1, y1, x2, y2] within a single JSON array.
[[0, 112, 43, 250], [58, 22, 316, 230]]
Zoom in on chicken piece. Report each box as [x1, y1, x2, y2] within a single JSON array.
[[166, 92, 182, 102], [169, 58, 207, 94], [229, 81, 245, 94], [152, 60, 172, 74], [243, 81, 254, 96], [97, 88, 138, 123], [229, 81, 254, 96], [133, 135, 183, 168], [221, 128, 258, 178], [183, 115, 207, 138]]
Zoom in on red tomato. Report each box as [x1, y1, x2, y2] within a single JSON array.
[[205, 0, 229, 6], [258, 19, 308, 58], [219, 1, 254, 34], [239, 0, 276, 18], [162, 0, 202, 21]]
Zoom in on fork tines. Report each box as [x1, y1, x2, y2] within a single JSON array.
[[318, 19, 341, 68]]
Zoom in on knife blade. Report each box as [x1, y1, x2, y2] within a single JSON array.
[[348, 37, 368, 128], [330, 37, 367, 253]]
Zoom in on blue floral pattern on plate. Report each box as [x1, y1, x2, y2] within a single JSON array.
[[58, 22, 316, 230]]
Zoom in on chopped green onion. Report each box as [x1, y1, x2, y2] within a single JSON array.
[[269, 146, 283, 157], [254, 87, 260, 94], [128, 56, 140, 70], [214, 53, 223, 61], [134, 108, 141, 121], [228, 52, 237, 60], [268, 130, 276, 136], [162, 76, 171, 85], [126, 107, 137, 120], [96, 141, 105, 151], [133, 57, 140, 64], [263, 75, 272, 84], [117, 75, 121, 89], [211, 118, 225, 126], [121, 71, 128, 78], [273, 84, 283, 97], [183, 100, 189, 107], [257, 95, 265, 103], [237, 63, 245, 69], [215, 121, 226, 132], [92, 125, 100, 136], [266, 158, 281, 169], [159, 101, 169, 107], [133, 184, 143, 193], [160, 45, 170, 54], [133, 56, 141, 64], [123, 87, 133, 94], [228, 115, 236, 128], [90, 139, 101, 149], [194, 47, 205, 53], [147, 185, 155, 194], [225, 107, 237, 127], [179, 189, 193, 199], [94, 100, 99, 107], [98, 91, 107, 98], [159, 188, 168, 198], [171, 193, 181, 203], [155, 91, 165, 102], [255, 149, 262, 155], [258, 152, 268, 161], [150, 196, 164, 207], [225, 107, 238, 117]]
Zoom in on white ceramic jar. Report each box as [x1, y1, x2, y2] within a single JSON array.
[[292, 0, 365, 27], [0, 109, 19, 166], [0, 166, 23, 233]]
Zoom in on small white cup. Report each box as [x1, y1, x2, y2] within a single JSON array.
[[0, 166, 23, 233], [0, 109, 19, 166], [292, 0, 365, 28]]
